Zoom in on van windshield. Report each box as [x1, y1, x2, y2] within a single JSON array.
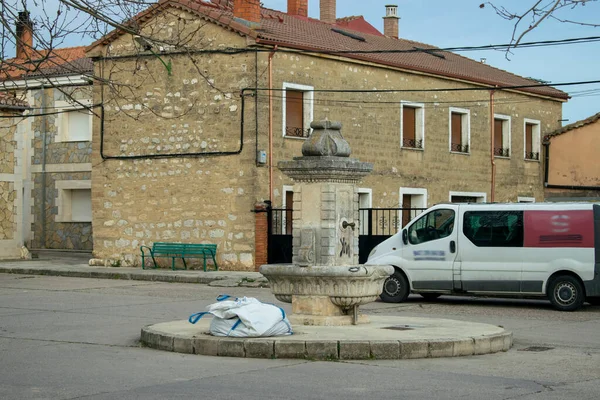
[[408, 209, 455, 245]]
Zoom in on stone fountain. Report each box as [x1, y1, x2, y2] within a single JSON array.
[[260, 120, 394, 326]]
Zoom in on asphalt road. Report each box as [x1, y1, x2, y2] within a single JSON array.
[[0, 274, 598, 400]]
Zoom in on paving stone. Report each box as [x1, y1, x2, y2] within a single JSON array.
[[208, 279, 241, 287], [306, 340, 338, 360], [400, 341, 428, 359], [428, 340, 454, 358], [339, 341, 370, 360], [275, 341, 306, 359], [218, 338, 245, 357], [474, 337, 492, 355], [370, 341, 400, 360], [193, 337, 218, 356], [452, 338, 475, 357], [245, 339, 274, 359], [173, 337, 193, 354]]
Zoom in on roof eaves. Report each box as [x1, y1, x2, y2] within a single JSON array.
[[546, 111, 600, 140], [254, 38, 569, 101]]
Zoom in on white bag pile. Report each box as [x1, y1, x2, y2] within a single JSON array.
[[188, 295, 293, 337]]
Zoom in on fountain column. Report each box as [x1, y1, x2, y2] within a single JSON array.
[[260, 120, 393, 326]]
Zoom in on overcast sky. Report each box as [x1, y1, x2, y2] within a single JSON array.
[[262, 0, 600, 125]]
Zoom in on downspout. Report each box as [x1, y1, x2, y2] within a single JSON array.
[[40, 87, 48, 248], [490, 89, 495, 203], [268, 46, 277, 203], [543, 140, 550, 186]]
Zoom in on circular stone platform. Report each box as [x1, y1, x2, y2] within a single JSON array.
[[140, 316, 512, 360]]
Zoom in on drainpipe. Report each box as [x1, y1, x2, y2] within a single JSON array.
[[40, 87, 47, 248], [489, 89, 495, 203], [268, 46, 277, 203]]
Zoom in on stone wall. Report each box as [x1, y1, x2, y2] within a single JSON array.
[[90, 8, 564, 269], [28, 86, 93, 250], [0, 111, 19, 257]]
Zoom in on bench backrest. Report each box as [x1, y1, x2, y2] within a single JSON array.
[[152, 242, 217, 256]]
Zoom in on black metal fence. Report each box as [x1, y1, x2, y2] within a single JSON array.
[[266, 206, 426, 264]]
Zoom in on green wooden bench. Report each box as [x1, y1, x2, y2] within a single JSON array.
[[140, 242, 218, 271]]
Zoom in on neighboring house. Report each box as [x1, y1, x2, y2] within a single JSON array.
[[544, 112, 600, 202], [0, 93, 29, 259], [85, 0, 567, 270], [0, 11, 94, 256]]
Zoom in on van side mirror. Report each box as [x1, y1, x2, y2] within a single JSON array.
[[402, 229, 408, 245]]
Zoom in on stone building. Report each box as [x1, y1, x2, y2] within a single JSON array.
[[0, 11, 94, 256], [0, 93, 29, 258], [86, 0, 567, 270], [544, 112, 600, 202]]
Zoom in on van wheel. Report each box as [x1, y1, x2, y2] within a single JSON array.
[[587, 297, 600, 306], [548, 275, 585, 311], [380, 271, 410, 303], [420, 293, 441, 301]]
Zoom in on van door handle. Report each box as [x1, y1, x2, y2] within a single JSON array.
[[449, 241, 456, 253]]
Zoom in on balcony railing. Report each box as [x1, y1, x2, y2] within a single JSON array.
[[450, 143, 469, 153], [285, 126, 310, 138], [494, 147, 510, 157], [402, 138, 423, 149], [525, 152, 540, 160]]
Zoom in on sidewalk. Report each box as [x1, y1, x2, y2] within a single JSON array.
[[0, 251, 267, 287]]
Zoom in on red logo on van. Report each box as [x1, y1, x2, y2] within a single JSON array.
[[524, 210, 594, 248]]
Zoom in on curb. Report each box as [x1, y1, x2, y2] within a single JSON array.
[[0, 266, 267, 286], [140, 320, 513, 360]]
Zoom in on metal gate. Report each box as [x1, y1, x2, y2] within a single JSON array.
[[267, 206, 293, 264], [267, 206, 425, 264], [358, 207, 426, 263]]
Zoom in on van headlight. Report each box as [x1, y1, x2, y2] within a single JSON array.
[[368, 246, 378, 259]]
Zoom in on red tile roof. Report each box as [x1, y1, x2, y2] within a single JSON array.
[[545, 111, 600, 140], [87, 0, 568, 100], [0, 46, 92, 81], [0, 92, 29, 109]]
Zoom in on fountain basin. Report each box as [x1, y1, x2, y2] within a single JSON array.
[[260, 264, 394, 325]]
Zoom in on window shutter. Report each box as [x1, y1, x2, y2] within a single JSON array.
[[403, 107, 416, 141], [494, 119, 503, 150], [451, 113, 462, 146], [286, 90, 304, 134], [525, 123, 533, 155]]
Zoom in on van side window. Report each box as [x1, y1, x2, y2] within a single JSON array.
[[408, 209, 455, 245], [463, 211, 524, 247]]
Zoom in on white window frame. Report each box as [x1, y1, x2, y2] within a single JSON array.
[[55, 180, 92, 222], [493, 114, 511, 158], [55, 100, 93, 143], [358, 188, 372, 235], [282, 185, 294, 235], [282, 82, 314, 139], [400, 101, 425, 150], [399, 187, 428, 228], [523, 118, 541, 162], [517, 196, 536, 203], [448, 107, 471, 154], [449, 191, 487, 203]]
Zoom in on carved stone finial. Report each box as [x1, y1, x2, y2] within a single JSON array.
[[301, 120, 351, 157]]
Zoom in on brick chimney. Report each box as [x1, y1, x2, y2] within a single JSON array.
[[233, 0, 261, 28], [16, 11, 33, 59], [288, 0, 308, 17], [320, 0, 336, 24], [383, 4, 400, 39]]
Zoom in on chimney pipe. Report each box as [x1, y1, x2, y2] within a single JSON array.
[[16, 11, 33, 59], [233, 0, 261, 28], [383, 4, 400, 39], [288, 0, 308, 17], [320, 0, 336, 24]]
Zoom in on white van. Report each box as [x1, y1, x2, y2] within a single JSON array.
[[366, 203, 600, 311]]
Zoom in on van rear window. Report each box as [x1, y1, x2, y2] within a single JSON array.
[[463, 211, 524, 247]]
